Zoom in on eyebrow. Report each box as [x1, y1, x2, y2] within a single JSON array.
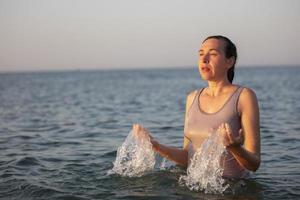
[[198, 48, 220, 53]]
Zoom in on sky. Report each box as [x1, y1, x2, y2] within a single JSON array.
[[0, 0, 299, 72]]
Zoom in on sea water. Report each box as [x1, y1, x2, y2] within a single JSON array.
[[1, 67, 300, 199]]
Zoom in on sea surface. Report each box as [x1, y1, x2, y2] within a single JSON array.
[[0, 66, 299, 200]]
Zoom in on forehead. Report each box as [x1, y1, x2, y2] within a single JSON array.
[[200, 38, 225, 52]]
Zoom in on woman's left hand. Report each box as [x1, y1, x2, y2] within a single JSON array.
[[218, 123, 243, 148]]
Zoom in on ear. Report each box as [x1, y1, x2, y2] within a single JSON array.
[[226, 57, 235, 70]]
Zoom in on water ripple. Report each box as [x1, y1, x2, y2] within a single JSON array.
[[0, 68, 300, 199], [15, 156, 41, 167]]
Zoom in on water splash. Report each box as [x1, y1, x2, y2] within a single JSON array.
[[109, 126, 229, 193], [179, 131, 229, 194], [108, 128, 156, 177]]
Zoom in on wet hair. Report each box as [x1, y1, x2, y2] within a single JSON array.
[[203, 35, 237, 83]]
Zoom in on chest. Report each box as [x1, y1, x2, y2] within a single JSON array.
[[199, 93, 231, 114], [185, 92, 241, 148]]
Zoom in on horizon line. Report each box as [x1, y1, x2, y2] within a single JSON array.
[[0, 65, 299, 74]]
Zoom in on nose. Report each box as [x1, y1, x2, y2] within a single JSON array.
[[200, 53, 209, 64]]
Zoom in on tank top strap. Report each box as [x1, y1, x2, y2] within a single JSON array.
[[227, 86, 244, 115], [186, 88, 203, 116], [195, 88, 204, 104], [198, 88, 205, 98]]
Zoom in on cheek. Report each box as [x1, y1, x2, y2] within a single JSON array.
[[214, 59, 228, 72]]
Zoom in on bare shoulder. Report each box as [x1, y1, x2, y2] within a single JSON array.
[[185, 90, 198, 111], [186, 90, 198, 104], [240, 87, 258, 102], [187, 90, 198, 101], [239, 87, 259, 112]]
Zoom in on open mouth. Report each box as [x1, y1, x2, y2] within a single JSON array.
[[201, 66, 210, 72]]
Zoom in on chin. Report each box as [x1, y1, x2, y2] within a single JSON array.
[[199, 74, 211, 81]]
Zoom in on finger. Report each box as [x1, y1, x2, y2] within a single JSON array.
[[224, 123, 232, 134], [137, 124, 142, 132], [222, 123, 228, 135], [238, 129, 244, 144], [239, 128, 242, 134], [221, 123, 225, 129], [136, 126, 142, 135], [225, 123, 234, 144], [136, 125, 150, 138], [239, 129, 243, 138], [219, 125, 227, 141], [218, 123, 224, 132], [222, 133, 230, 147], [220, 124, 229, 146]]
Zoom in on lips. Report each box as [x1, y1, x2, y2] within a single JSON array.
[[201, 66, 210, 72]]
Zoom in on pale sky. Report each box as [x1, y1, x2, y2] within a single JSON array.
[[0, 0, 299, 72]]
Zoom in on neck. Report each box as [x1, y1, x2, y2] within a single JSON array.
[[207, 79, 231, 97]]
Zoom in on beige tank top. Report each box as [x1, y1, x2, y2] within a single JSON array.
[[184, 86, 249, 178]]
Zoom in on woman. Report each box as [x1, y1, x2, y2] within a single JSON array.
[[133, 35, 260, 178]]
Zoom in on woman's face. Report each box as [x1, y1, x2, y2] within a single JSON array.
[[198, 38, 233, 82]]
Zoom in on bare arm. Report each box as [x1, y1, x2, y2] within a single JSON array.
[[222, 88, 261, 171], [134, 124, 188, 167], [151, 141, 188, 167]]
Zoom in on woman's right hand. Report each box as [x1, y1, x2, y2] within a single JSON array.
[[132, 124, 160, 152], [132, 124, 188, 167]]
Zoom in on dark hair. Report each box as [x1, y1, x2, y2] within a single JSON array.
[[203, 35, 237, 83]]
